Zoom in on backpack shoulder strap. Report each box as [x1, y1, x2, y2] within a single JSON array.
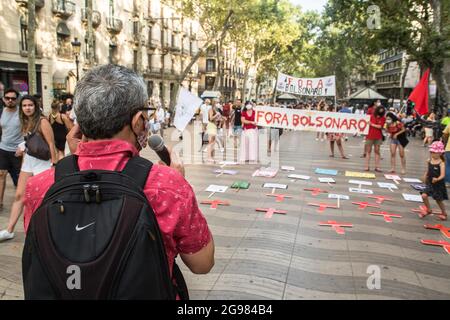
[[121, 156, 153, 189], [55, 154, 80, 181]]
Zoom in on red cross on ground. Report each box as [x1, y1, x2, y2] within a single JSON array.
[[421, 239, 450, 255], [304, 188, 328, 196], [308, 202, 339, 213], [255, 208, 288, 219], [266, 193, 293, 202], [424, 224, 450, 239], [200, 200, 230, 209], [352, 201, 380, 210], [319, 220, 353, 235], [367, 195, 394, 204], [411, 206, 441, 216], [369, 211, 402, 223]]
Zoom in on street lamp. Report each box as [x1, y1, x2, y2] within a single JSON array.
[[71, 37, 81, 81]]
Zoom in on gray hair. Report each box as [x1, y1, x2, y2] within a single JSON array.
[[73, 64, 147, 139]]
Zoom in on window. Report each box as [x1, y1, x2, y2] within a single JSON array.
[[133, 50, 138, 71], [133, 21, 139, 35], [148, 54, 152, 69], [148, 81, 153, 96], [109, 44, 118, 64], [84, 35, 97, 62], [206, 59, 216, 72], [159, 82, 163, 100], [20, 19, 28, 51]]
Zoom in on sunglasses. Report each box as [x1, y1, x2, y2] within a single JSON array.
[[4, 97, 17, 101]]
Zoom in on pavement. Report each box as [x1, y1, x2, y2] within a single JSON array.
[[1, 126, 449, 300]]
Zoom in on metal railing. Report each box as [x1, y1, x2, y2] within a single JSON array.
[[16, 0, 45, 9], [52, 0, 75, 18], [106, 17, 123, 34], [81, 9, 101, 27]]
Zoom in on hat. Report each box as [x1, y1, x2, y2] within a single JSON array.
[[429, 141, 445, 154]]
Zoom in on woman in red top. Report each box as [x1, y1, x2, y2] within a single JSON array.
[[239, 102, 258, 163], [364, 105, 386, 172], [385, 112, 407, 174]]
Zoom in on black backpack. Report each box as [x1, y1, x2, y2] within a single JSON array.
[[22, 155, 187, 299]]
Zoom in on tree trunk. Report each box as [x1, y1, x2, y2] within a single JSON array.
[[87, 0, 94, 66], [399, 59, 411, 110], [241, 63, 250, 102], [213, 39, 222, 91], [27, 0, 37, 95]]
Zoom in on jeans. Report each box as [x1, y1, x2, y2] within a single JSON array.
[[445, 152, 450, 183]]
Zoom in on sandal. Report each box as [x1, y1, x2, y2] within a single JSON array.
[[329, 155, 335, 158], [365, 168, 370, 171], [436, 214, 448, 221], [374, 168, 383, 173], [342, 156, 349, 159], [419, 210, 432, 219]]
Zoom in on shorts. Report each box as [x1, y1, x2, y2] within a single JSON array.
[[233, 126, 242, 135], [425, 128, 433, 138], [207, 122, 217, 136], [21, 153, 51, 175], [390, 138, 400, 145], [365, 139, 382, 146]]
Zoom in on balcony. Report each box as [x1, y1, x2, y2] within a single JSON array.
[[107, 17, 123, 34], [145, 67, 162, 77], [182, 47, 190, 56], [52, 0, 75, 18], [81, 9, 101, 28], [19, 41, 43, 58], [163, 68, 172, 76], [170, 43, 181, 54], [16, 0, 45, 9], [148, 38, 161, 49]]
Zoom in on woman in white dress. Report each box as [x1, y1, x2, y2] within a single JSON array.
[[239, 103, 259, 163]]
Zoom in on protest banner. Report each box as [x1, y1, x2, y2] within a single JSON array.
[[276, 72, 336, 96], [173, 88, 203, 132], [255, 106, 370, 135]]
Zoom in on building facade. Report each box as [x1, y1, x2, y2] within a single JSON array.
[[0, 0, 202, 111], [375, 49, 420, 100]]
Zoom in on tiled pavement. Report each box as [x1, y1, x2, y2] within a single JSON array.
[[1, 127, 449, 300]]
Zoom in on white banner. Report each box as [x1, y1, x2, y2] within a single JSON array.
[[174, 88, 203, 132], [255, 106, 370, 135], [276, 72, 336, 96]]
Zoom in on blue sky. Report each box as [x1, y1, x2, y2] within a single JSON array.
[[289, 0, 328, 12]]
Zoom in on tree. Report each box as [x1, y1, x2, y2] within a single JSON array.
[[27, 0, 37, 95]]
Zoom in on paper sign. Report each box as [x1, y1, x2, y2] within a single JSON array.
[[410, 183, 427, 191], [205, 185, 228, 193], [174, 88, 203, 132], [214, 169, 238, 175], [276, 72, 336, 96], [349, 188, 373, 194], [385, 174, 401, 181], [319, 177, 335, 183], [288, 174, 311, 180], [315, 168, 338, 176], [349, 180, 373, 186], [263, 183, 288, 190], [281, 166, 295, 171], [231, 181, 250, 189], [219, 161, 238, 166], [328, 194, 350, 200], [402, 193, 423, 202], [403, 178, 422, 183], [253, 167, 278, 178], [345, 171, 376, 179], [377, 182, 398, 190]]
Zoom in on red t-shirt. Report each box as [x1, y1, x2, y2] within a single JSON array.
[[386, 121, 404, 138], [367, 114, 386, 140], [23, 140, 212, 278], [242, 110, 257, 130], [222, 103, 231, 117], [367, 106, 374, 115]]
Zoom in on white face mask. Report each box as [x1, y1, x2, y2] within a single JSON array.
[[246, 106, 253, 111]]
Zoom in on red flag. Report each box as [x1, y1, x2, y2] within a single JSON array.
[[408, 68, 430, 116]]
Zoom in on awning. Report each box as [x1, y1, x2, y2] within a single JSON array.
[[53, 69, 69, 83], [56, 22, 71, 36], [277, 93, 298, 100], [346, 87, 388, 100]]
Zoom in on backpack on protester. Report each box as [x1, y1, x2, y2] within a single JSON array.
[[22, 155, 189, 300]]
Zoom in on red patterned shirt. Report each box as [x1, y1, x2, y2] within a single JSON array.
[[23, 139, 212, 277]]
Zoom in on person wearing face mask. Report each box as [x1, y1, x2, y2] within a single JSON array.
[[21, 65, 214, 299], [384, 112, 408, 174], [239, 102, 258, 163], [364, 105, 386, 172]]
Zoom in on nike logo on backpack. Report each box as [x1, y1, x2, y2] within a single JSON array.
[[75, 222, 95, 232]]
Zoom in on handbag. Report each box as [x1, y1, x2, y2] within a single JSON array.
[[25, 121, 51, 161]]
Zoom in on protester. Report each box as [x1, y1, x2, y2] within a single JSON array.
[[0, 88, 23, 211], [419, 141, 447, 221], [364, 105, 386, 172], [239, 102, 258, 163], [0, 95, 57, 242], [441, 123, 450, 184], [206, 101, 222, 163], [200, 99, 211, 138], [385, 112, 407, 174], [222, 100, 232, 137], [22, 64, 214, 298], [60, 96, 73, 116], [423, 112, 436, 147], [49, 100, 73, 160], [152, 102, 166, 137], [315, 100, 326, 141], [231, 99, 243, 145]]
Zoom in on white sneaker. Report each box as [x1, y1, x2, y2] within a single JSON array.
[[0, 229, 14, 242], [315, 138, 319, 141]]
